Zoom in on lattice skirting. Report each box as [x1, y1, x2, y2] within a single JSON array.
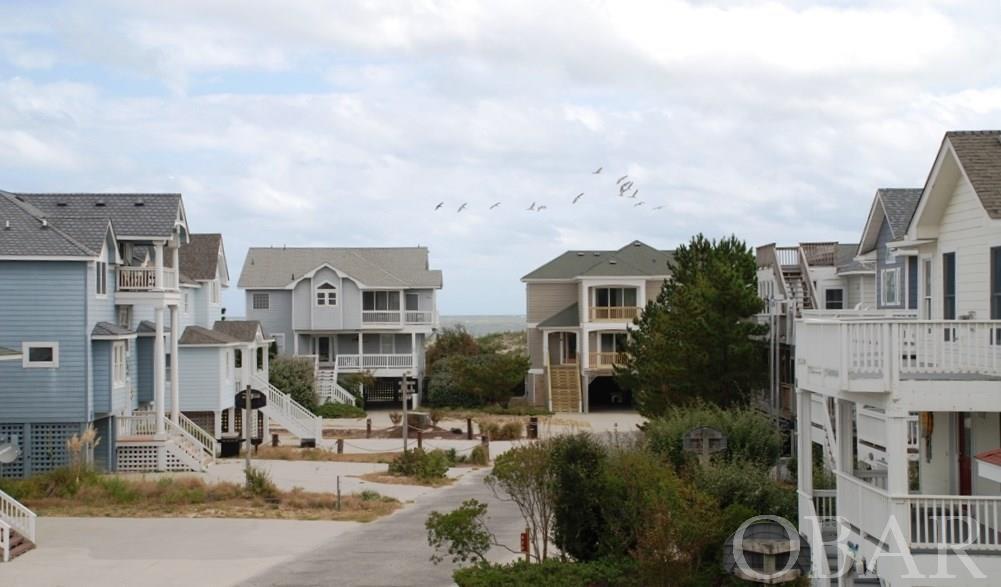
[[0, 422, 84, 479], [116, 444, 197, 472]]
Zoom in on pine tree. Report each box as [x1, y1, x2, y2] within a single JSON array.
[[616, 234, 767, 416]]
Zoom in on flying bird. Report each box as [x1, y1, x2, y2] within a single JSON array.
[[490, 202, 501, 210], [572, 193, 584, 204], [634, 201, 645, 207], [457, 203, 468, 212], [527, 201, 536, 211], [629, 189, 638, 199], [592, 167, 602, 174], [434, 202, 444, 211], [619, 181, 634, 193], [616, 175, 628, 184], [652, 205, 664, 210], [537, 205, 548, 211]]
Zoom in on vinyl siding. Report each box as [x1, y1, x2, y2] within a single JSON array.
[[175, 347, 225, 412], [0, 261, 89, 423], [528, 328, 544, 369], [292, 281, 311, 331], [341, 279, 362, 329], [645, 279, 665, 304], [136, 336, 154, 404], [92, 341, 111, 414], [311, 267, 344, 330], [526, 282, 578, 323], [933, 175, 1001, 320], [876, 220, 906, 309], [246, 289, 294, 354]]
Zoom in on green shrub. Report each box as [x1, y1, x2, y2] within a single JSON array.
[[453, 558, 637, 587], [476, 418, 524, 440], [694, 460, 796, 521], [428, 353, 529, 408], [645, 402, 781, 469], [99, 477, 140, 504], [469, 445, 489, 466], [359, 489, 382, 502], [549, 434, 609, 561], [313, 402, 366, 419], [389, 449, 451, 482], [269, 356, 317, 409], [244, 465, 279, 500]]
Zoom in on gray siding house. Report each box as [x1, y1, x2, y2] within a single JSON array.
[[239, 246, 442, 405], [857, 188, 923, 313]]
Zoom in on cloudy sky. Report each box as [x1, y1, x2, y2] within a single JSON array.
[[1, 1, 999, 315]]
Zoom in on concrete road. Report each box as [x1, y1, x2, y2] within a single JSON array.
[[0, 517, 357, 587], [245, 468, 525, 587]]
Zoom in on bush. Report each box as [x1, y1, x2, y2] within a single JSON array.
[[469, 445, 489, 466], [313, 402, 366, 419], [426, 326, 481, 377], [244, 465, 279, 500], [453, 558, 637, 587], [428, 353, 529, 408], [549, 434, 609, 561], [359, 489, 382, 502], [644, 402, 781, 469], [389, 449, 451, 482], [476, 418, 524, 440], [693, 460, 797, 521], [426, 499, 492, 565], [270, 356, 317, 409]]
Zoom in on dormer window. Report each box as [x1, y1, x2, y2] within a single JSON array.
[[316, 282, 338, 306]]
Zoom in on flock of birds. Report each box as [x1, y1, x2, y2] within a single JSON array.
[[433, 166, 666, 213]]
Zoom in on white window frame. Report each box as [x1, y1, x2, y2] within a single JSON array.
[[252, 292, 270, 310], [210, 281, 221, 305], [316, 282, 338, 307], [379, 334, 397, 354], [881, 267, 901, 306], [183, 292, 192, 314], [824, 288, 844, 310], [921, 257, 933, 319], [362, 290, 399, 311], [273, 333, 285, 354], [112, 341, 127, 387], [95, 260, 108, 297], [22, 342, 59, 368]]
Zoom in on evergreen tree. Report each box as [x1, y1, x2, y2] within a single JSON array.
[[616, 234, 766, 416]]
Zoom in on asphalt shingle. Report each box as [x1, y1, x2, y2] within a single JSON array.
[[523, 241, 674, 280], [179, 325, 240, 346], [238, 247, 443, 289], [179, 234, 222, 281], [212, 320, 264, 343], [878, 188, 923, 239], [946, 131, 1001, 219], [13, 193, 182, 238], [92, 322, 135, 337], [538, 304, 580, 328], [0, 192, 97, 257]]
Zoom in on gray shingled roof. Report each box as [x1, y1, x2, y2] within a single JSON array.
[[178, 325, 240, 346], [13, 193, 183, 238], [179, 234, 222, 281], [538, 304, 580, 328], [212, 320, 263, 342], [0, 345, 21, 359], [92, 322, 135, 337], [946, 131, 1001, 219], [136, 320, 171, 334], [0, 192, 99, 257], [238, 247, 443, 289], [878, 188, 923, 239], [835, 243, 871, 274], [523, 241, 674, 280]]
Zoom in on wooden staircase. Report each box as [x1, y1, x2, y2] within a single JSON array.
[[548, 365, 581, 412], [4, 529, 34, 561], [1, 488, 36, 563]]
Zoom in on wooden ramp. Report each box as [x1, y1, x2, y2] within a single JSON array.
[[548, 365, 581, 413]]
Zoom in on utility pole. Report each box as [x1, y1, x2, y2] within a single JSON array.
[[244, 384, 252, 473], [401, 371, 410, 452]]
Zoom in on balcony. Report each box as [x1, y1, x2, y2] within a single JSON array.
[[362, 311, 401, 324], [796, 318, 1001, 395], [336, 354, 414, 371], [404, 310, 435, 324], [117, 267, 178, 292], [588, 306, 640, 322], [588, 352, 627, 371]]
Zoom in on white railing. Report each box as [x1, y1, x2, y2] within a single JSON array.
[[907, 495, 1001, 551], [252, 374, 322, 440], [589, 306, 640, 321], [336, 354, 413, 370], [798, 319, 1001, 389], [176, 412, 217, 460], [315, 370, 357, 405], [775, 247, 799, 267], [0, 488, 36, 547], [1, 519, 9, 563], [405, 310, 434, 323], [117, 267, 178, 292], [837, 472, 895, 543], [588, 352, 627, 369], [362, 311, 401, 323], [117, 412, 159, 437]]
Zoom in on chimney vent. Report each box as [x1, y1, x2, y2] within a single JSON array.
[[95, 199, 106, 207], [4, 220, 10, 230], [41, 218, 48, 228], [134, 198, 145, 207]]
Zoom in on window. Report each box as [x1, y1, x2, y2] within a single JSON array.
[[593, 287, 638, 307], [922, 258, 933, 319], [22, 342, 58, 368], [379, 334, 397, 354], [825, 289, 844, 310], [252, 293, 270, 310], [273, 333, 285, 354], [234, 349, 242, 368], [599, 333, 627, 352], [363, 290, 400, 311], [405, 292, 420, 311], [881, 268, 900, 306], [112, 341, 127, 386], [256, 347, 264, 371], [116, 305, 132, 329], [183, 292, 191, 314], [991, 247, 1001, 320], [210, 281, 220, 304], [316, 282, 338, 306], [95, 261, 107, 296], [943, 252, 956, 320]]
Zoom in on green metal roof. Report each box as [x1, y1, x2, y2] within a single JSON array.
[[523, 240, 673, 280]]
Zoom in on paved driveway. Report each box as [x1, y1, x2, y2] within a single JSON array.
[[245, 468, 525, 587]]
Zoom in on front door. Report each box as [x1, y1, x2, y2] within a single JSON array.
[[317, 336, 332, 365], [958, 412, 973, 495]]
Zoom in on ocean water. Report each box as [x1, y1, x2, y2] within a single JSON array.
[[440, 315, 526, 336]]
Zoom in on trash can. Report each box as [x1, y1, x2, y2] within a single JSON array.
[[219, 436, 243, 458]]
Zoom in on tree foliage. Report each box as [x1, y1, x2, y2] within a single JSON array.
[[426, 326, 480, 376], [269, 356, 317, 409], [426, 499, 493, 565], [428, 353, 529, 408], [616, 234, 767, 415], [486, 442, 556, 561]]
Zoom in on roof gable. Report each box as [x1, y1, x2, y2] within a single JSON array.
[[211, 320, 265, 343], [857, 188, 922, 255], [238, 247, 443, 289], [538, 303, 580, 328], [179, 234, 224, 281], [946, 131, 1001, 219], [0, 191, 99, 258]]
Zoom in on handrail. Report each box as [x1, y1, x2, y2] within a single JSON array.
[[797, 245, 819, 310], [0, 487, 37, 544], [117, 266, 178, 292], [1, 519, 9, 562], [316, 370, 356, 405], [176, 412, 217, 459], [252, 374, 321, 440]]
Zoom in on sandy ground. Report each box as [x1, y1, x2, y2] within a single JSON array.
[[0, 517, 356, 587]]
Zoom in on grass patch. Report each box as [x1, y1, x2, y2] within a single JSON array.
[[438, 406, 552, 419], [0, 467, 399, 522], [250, 446, 398, 463], [357, 471, 455, 488], [313, 403, 367, 419]]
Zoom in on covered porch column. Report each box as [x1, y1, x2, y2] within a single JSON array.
[[153, 305, 166, 436], [170, 304, 180, 423]]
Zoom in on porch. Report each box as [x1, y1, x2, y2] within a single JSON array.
[[308, 332, 423, 374]]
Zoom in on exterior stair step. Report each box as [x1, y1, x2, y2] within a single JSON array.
[[7, 529, 35, 560]]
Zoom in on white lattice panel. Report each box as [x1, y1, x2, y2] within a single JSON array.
[[116, 445, 160, 472]]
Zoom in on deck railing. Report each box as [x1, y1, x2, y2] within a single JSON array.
[[117, 412, 159, 437], [0, 488, 36, 548], [589, 306, 639, 321], [337, 354, 414, 370], [117, 267, 178, 292], [362, 311, 401, 323], [908, 495, 1001, 550], [404, 310, 435, 324], [589, 352, 627, 369]]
